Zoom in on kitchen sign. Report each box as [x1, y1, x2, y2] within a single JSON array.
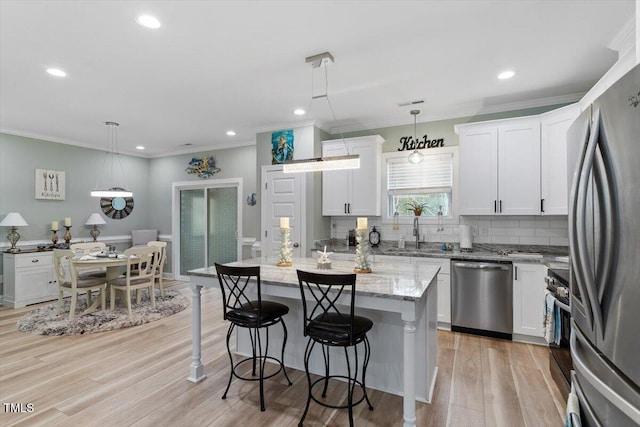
[[397, 134, 445, 152]]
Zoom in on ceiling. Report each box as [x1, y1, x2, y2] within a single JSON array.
[[0, 0, 634, 158]]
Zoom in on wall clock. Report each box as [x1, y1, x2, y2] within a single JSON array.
[[100, 188, 134, 219]]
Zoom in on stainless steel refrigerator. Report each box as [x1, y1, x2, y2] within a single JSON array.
[[567, 63, 640, 426]]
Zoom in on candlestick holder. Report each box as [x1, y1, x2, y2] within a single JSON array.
[[276, 227, 293, 267], [63, 226, 72, 246], [51, 229, 59, 245], [354, 228, 371, 273]]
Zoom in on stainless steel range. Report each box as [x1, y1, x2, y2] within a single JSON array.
[[545, 267, 572, 400]]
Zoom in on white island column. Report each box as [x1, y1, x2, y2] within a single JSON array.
[[402, 302, 417, 427], [187, 282, 206, 383]]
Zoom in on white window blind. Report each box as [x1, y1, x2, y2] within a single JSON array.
[[387, 153, 453, 191]]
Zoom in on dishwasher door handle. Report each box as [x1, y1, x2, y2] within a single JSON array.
[[452, 261, 511, 271]]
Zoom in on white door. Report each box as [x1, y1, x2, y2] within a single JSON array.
[[262, 167, 304, 259]]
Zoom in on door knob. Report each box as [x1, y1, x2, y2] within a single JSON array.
[[293, 243, 299, 248]]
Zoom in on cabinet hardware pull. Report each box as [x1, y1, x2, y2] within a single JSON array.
[[494, 200, 497, 213], [515, 266, 518, 280], [32, 259, 39, 263], [541, 198, 545, 213], [499, 200, 502, 213], [344, 203, 347, 214]]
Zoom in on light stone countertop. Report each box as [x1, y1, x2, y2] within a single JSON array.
[[313, 241, 570, 269], [188, 257, 440, 302]]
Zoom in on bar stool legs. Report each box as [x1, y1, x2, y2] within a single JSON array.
[[221, 320, 292, 412], [298, 337, 374, 427]]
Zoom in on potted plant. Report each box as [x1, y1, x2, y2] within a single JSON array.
[[405, 200, 426, 216]]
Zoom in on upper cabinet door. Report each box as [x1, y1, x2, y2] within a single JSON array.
[[349, 139, 382, 216], [322, 135, 384, 216], [321, 142, 350, 216], [498, 119, 541, 215], [458, 126, 498, 215], [540, 104, 581, 215]]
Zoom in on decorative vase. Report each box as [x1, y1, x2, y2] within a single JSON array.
[[354, 228, 371, 273], [276, 227, 293, 267]]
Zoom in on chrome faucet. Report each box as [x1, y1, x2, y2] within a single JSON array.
[[413, 216, 420, 249]]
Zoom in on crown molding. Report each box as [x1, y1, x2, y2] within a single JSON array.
[[608, 15, 636, 58], [328, 93, 584, 134]]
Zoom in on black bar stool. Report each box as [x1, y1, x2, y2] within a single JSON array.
[[296, 270, 374, 427], [215, 263, 292, 411]]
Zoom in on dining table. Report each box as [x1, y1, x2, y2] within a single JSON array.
[[72, 253, 132, 312]]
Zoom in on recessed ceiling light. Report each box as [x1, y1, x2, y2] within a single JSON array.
[[498, 70, 516, 80], [136, 145, 145, 150], [294, 109, 306, 115], [226, 130, 236, 136], [136, 15, 161, 29], [46, 68, 67, 77]]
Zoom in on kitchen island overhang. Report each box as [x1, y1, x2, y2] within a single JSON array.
[[188, 258, 439, 427]]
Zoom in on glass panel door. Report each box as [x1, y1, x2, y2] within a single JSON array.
[[178, 184, 239, 276], [180, 189, 206, 276], [207, 186, 237, 265]]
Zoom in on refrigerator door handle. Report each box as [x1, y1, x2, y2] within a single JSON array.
[[569, 118, 594, 329], [571, 328, 640, 425], [576, 111, 603, 335], [592, 114, 618, 311]]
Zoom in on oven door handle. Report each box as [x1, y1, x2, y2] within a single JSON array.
[[555, 299, 570, 313]]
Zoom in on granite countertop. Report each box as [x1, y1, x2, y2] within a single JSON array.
[[189, 257, 440, 302], [313, 240, 570, 269]]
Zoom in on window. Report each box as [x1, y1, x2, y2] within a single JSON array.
[[383, 147, 458, 222]]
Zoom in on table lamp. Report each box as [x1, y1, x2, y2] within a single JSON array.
[[0, 212, 28, 253], [85, 213, 106, 242]]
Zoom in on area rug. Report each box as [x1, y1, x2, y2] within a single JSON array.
[[17, 290, 189, 336]]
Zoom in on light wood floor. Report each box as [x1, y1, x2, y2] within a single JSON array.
[[0, 280, 565, 426]]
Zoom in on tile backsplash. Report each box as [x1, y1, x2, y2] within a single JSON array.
[[330, 215, 568, 247]]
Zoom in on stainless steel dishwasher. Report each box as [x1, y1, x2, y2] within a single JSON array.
[[451, 260, 513, 340]]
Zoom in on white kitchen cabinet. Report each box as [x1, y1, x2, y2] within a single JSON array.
[[3, 251, 58, 308], [540, 104, 581, 215], [456, 117, 541, 215], [411, 257, 451, 326], [322, 135, 384, 216], [512, 262, 547, 338]]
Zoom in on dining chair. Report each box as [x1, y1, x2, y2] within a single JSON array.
[[147, 241, 167, 297], [70, 242, 108, 279], [53, 249, 107, 320], [109, 246, 160, 316], [296, 270, 374, 427], [215, 263, 292, 411]]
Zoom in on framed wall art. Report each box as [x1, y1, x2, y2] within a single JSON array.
[[271, 129, 294, 164], [35, 169, 65, 200]]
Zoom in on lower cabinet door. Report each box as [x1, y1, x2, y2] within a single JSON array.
[[512, 263, 546, 337]]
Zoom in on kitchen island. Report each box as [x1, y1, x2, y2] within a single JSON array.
[[188, 257, 440, 427]]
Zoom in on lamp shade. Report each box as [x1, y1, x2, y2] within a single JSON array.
[[0, 212, 28, 227], [85, 213, 106, 225]]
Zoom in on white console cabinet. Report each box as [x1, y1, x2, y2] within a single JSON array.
[[3, 251, 58, 308]]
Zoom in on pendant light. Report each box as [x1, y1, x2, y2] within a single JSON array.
[[407, 110, 424, 164], [282, 52, 360, 173], [90, 121, 133, 198]]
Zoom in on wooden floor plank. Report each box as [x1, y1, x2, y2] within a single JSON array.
[[0, 280, 565, 427]]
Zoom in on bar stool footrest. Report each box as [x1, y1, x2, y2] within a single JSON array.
[[231, 356, 286, 382], [309, 375, 370, 409]]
